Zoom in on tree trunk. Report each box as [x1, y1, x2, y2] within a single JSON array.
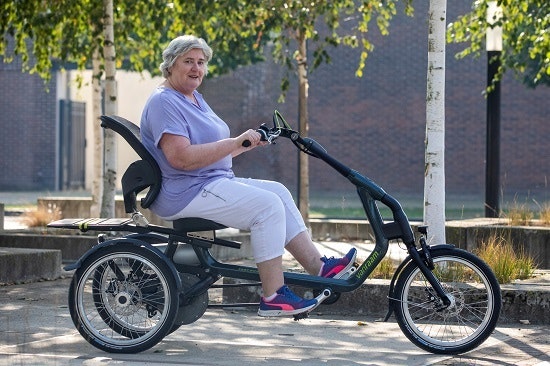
[[423, 0, 447, 244], [296, 30, 309, 226], [90, 47, 103, 217], [100, 0, 117, 218]]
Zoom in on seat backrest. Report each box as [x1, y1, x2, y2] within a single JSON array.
[[100, 115, 161, 212]]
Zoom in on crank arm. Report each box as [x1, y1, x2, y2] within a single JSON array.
[[293, 288, 333, 321]]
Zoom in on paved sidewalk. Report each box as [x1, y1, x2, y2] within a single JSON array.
[[1, 277, 549, 366], [1, 191, 549, 364]]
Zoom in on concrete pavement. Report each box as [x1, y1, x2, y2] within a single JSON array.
[[1, 193, 549, 364], [1, 277, 549, 366]]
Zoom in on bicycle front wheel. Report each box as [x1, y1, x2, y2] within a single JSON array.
[[394, 247, 501, 354]]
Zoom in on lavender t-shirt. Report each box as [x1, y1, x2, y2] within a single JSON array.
[[140, 86, 234, 217]]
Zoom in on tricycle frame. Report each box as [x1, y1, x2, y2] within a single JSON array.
[[50, 112, 501, 355]]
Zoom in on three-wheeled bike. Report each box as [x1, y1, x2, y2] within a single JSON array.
[[49, 111, 501, 355]]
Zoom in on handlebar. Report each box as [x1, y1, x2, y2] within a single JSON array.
[[244, 110, 415, 246], [241, 124, 281, 147]]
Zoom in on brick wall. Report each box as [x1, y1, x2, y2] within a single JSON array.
[[201, 1, 550, 204], [0, 57, 57, 190], [1, 2, 548, 204]]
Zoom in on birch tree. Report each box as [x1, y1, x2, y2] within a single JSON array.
[[100, 0, 117, 217], [296, 29, 310, 223], [424, 0, 447, 245], [90, 49, 103, 217]]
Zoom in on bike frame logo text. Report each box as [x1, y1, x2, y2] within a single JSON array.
[[356, 250, 380, 278]]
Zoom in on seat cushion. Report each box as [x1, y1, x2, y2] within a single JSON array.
[[173, 217, 227, 232]]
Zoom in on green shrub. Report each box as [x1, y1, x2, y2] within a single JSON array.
[[505, 202, 534, 226], [475, 234, 536, 284], [371, 257, 395, 279], [537, 201, 550, 226]]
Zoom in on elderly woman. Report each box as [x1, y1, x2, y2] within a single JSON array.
[[140, 35, 356, 317]]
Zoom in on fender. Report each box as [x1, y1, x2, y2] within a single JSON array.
[[382, 244, 455, 321], [125, 232, 169, 244], [64, 237, 182, 291]]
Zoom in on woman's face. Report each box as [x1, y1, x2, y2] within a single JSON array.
[[168, 48, 207, 96]]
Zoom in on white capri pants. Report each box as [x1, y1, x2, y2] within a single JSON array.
[[164, 177, 307, 263]]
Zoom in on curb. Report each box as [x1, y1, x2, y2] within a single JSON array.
[[0, 247, 62, 284], [221, 276, 550, 325]]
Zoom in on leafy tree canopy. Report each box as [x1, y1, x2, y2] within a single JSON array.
[[0, 0, 269, 81], [447, 0, 550, 88], [1, 0, 101, 79], [249, 0, 413, 95], [1, 0, 413, 85]]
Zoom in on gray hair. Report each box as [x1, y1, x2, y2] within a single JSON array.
[[159, 35, 213, 78]]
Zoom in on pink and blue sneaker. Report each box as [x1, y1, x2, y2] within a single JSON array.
[[320, 248, 357, 279], [258, 285, 317, 317]]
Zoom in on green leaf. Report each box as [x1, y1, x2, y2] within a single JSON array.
[[448, 0, 550, 88]]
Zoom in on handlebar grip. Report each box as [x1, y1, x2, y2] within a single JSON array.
[[242, 126, 271, 147]]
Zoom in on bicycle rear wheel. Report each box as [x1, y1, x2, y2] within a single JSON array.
[[394, 247, 501, 354], [68, 243, 178, 353]]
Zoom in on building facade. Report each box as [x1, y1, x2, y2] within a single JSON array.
[[1, 2, 548, 209]]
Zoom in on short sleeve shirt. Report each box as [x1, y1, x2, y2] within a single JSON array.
[[140, 86, 234, 217]]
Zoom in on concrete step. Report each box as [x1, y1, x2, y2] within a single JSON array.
[[0, 247, 62, 284], [0, 229, 252, 263]]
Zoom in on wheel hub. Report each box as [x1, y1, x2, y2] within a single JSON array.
[[111, 283, 141, 316], [441, 287, 464, 318], [114, 292, 131, 306]]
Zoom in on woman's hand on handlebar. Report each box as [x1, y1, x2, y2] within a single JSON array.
[[241, 124, 281, 147], [235, 129, 267, 155]]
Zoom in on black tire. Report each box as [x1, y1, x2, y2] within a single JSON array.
[[394, 247, 501, 354], [68, 243, 178, 353]]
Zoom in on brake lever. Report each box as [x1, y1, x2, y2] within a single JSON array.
[[242, 124, 283, 147], [258, 124, 281, 144]]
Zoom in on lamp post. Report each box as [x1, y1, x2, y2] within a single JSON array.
[[485, 1, 503, 218]]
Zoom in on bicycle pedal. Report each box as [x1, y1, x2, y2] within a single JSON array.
[[338, 264, 357, 280]]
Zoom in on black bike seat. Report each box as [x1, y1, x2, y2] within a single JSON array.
[[173, 217, 227, 233]]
